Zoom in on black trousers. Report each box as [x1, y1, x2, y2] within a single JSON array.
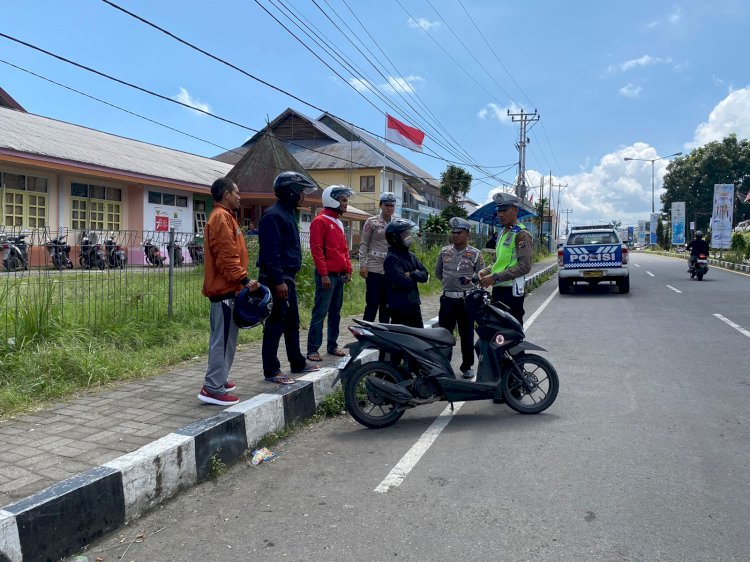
[[261, 277, 306, 377], [439, 295, 475, 371], [491, 286, 525, 325], [389, 305, 423, 328], [363, 272, 390, 323]]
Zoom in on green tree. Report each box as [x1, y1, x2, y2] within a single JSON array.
[[662, 134, 750, 232], [422, 214, 450, 234], [439, 165, 472, 221]]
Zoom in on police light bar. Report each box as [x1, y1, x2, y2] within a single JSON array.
[[570, 224, 614, 231]]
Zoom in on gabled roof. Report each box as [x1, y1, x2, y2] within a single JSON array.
[[0, 87, 24, 112], [0, 106, 231, 188]]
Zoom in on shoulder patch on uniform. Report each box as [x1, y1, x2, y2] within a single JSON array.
[[518, 240, 526, 248]]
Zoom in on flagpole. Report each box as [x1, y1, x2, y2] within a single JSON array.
[[382, 116, 387, 198]]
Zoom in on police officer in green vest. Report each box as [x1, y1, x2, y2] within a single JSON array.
[[479, 192, 533, 324]]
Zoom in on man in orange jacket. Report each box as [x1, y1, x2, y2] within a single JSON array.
[[199, 177, 259, 406], [306, 185, 354, 361]]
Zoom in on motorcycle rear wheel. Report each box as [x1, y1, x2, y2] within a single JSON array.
[[344, 361, 406, 429], [697, 271, 704, 281], [502, 354, 559, 415], [6, 255, 22, 272]]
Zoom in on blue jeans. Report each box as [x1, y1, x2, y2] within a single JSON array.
[[307, 272, 345, 355]]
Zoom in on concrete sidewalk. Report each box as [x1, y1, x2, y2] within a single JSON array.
[[0, 259, 556, 562]]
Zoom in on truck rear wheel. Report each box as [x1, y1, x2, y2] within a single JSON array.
[[618, 276, 630, 294], [558, 278, 571, 294]]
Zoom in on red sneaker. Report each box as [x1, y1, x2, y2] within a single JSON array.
[[224, 380, 237, 392], [198, 386, 239, 406]]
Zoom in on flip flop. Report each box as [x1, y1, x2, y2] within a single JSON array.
[[291, 362, 320, 374], [264, 375, 296, 385], [306, 353, 323, 362], [328, 348, 346, 357]]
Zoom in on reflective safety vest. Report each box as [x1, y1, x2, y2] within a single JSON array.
[[491, 223, 528, 286]]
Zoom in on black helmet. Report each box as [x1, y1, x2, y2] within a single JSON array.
[[273, 171, 317, 201], [695, 230, 703, 238], [233, 284, 273, 329], [385, 218, 417, 248]]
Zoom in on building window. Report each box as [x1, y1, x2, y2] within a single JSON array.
[[71, 182, 121, 230], [360, 175, 375, 193], [1, 171, 48, 228], [194, 201, 207, 235], [149, 190, 188, 208], [388, 179, 393, 192]]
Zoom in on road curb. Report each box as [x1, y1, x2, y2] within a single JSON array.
[[650, 251, 750, 273], [0, 367, 340, 562]]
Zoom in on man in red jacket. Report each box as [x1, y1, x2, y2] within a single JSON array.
[[199, 177, 259, 406], [306, 185, 354, 361]]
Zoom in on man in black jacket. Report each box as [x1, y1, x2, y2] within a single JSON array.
[[383, 219, 429, 328], [258, 171, 320, 384], [686, 230, 710, 271]]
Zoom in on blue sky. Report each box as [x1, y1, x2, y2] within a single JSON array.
[[2, 0, 749, 226]]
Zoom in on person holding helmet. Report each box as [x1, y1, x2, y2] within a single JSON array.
[[383, 218, 429, 327], [359, 192, 397, 323], [199, 177, 260, 406], [686, 230, 709, 271], [436, 217, 485, 379], [258, 171, 320, 384], [479, 192, 533, 325], [306, 185, 354, 361]]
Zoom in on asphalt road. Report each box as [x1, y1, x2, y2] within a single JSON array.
[[78, 253, 750, 562]]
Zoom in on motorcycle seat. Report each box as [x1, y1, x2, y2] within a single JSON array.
[[384, 324, 455, 345]]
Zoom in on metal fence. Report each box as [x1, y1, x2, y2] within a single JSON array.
[[0, 227, 209, 346]]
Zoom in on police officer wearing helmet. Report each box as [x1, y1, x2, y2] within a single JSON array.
[[479, 192, 533, 324], [306, 185, 354, 362], [258, 171, 320, 384], [359, 192, 397, 323], [199, 177, 260, 406], [383, 218, 429, 328], [436, 217, 485, 379], [686, 230, 709, 270]]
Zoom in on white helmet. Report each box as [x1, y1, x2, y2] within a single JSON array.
[[322, 185, 353, 210]]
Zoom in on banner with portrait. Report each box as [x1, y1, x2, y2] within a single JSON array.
[[671, 201, 686, 245], [710, 184, 734, 249]]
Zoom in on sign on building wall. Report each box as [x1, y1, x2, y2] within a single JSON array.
[[155, 215, 169, 231], [145, 188, 193, 235], [710, 184, 734, 249], [671, 201, 686, 245]]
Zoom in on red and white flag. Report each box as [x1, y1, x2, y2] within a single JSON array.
[[385, 114, 425, 152]]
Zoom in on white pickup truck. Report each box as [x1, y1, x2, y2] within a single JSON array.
[[557, 225, 630, 294]]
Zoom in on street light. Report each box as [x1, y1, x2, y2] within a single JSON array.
[[624, 152, 683, 213]]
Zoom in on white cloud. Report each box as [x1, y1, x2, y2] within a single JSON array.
[[608, 55, 673, 74], [172, 87, 210, 115], [688, 86, 750, 148], [347, 75, 423, 96], [668, 7, 682, 24], [477, 102, 525, 124], [618, 83, 642, 98], [407, 17, 440, 31]]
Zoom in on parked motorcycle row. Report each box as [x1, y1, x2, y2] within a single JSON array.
[[0, 230, 205, 272]]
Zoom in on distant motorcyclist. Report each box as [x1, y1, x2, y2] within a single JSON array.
[[686, 230, 709, 270]]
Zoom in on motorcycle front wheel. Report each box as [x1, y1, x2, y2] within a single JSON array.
[[343, 361, 407, 429], [502, 354, 559, 415], [6, 255, 22, 272]]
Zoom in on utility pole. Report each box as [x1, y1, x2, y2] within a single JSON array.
[[550, 179, 568, 240], [561, 208, 573, 237], [508, 108, 539, 201]]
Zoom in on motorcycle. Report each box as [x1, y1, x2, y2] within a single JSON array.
[[333, 275, 559, 429], [3, 233, 31, 272], [79, 232, 106, 270], [689, 254, 709, 281], [143, 238, 165, 267], [103, 233, 127, 269], [45, 234, 73, 270], [166, 240, 184, 267], [187, 240, 204, 265]]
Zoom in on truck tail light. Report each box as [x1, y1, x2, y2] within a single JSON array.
[[557, 249, 564, 267], [621, 246, 628, 264]]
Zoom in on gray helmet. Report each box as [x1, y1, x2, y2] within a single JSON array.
[[449, 217, 471, 232], [380, 192, 397, 204]]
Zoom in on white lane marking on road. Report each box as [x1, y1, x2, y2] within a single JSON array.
[[634, 264, 641, 268], [714, 314, 750, 339], [374, 402, 464, 493], [524, 289, 558, 331], [646, 271, 655, 277], [666, 285, 682, 293]]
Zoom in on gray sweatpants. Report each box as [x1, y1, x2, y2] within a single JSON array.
[[203, 298, 239, 393]]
